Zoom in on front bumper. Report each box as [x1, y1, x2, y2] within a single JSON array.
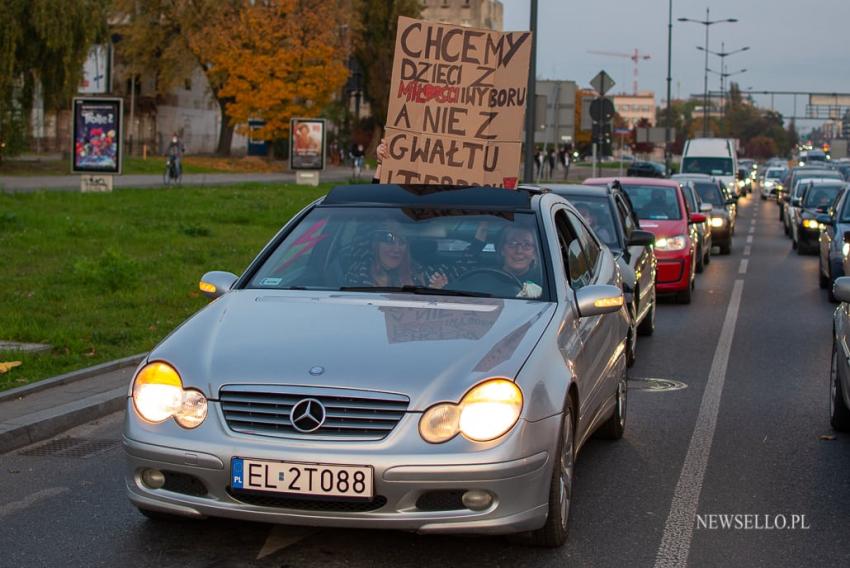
[[798, 225, 821, 248], [124, 400, 559, 535]]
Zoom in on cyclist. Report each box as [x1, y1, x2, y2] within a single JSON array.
[[166, 133, 185, 181], [349, 143, 365, 179]]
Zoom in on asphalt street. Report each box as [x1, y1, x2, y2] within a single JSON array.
[[2, 194, 849, 567]]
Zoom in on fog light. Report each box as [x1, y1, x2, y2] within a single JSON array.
[[141, 468, 165, 489], [461, 490, 494, 511]]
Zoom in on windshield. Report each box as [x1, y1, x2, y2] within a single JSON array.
[[566, 195, 619, 248], [246, 206, 550, 301], [765, 169, 784, 180], [803, 184, 843, 210], [682, 157, 734, 176], [621, 185, 682, 220], [694, 182, 723, 207]]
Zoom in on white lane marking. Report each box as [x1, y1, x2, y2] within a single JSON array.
[[743, 245, 752, 256], [257, 525, 317, 559], [0, 487, 69, 519], [738, 259, 749, 274], [748, 226, 755, 234], [746, 235, 754, 244], [654, 280, 744, 568]]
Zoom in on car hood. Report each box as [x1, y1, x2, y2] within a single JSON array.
[[636, 218, 687, 238], [148, 290, 556, 410]]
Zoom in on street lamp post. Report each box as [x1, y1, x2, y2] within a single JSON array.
[[665, 0, 673, 176], [697, 43, 749, 116], [678, 8, 738, 137]]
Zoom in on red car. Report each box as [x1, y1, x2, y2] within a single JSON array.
[[584, 177, 705, 304]]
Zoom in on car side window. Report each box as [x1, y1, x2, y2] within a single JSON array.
[[566, 211, 601, 279], [614, 195, 636, 237], [555, 210, 591, 290]]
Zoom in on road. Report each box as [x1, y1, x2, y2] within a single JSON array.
[[2, 195, 849, 567]]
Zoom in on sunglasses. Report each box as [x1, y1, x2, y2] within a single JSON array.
[[505, 240, 535, 252]]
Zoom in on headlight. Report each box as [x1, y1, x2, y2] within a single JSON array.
[[843, 242, 849, 257], [765, 180, 775, 188], [710, 217, 725, 228], [737, 180, 745, 188], [802, 219, 821, 230], [132, 361, 208, 428], [655, 234, 688, 251], [419, 378, 523, 443]]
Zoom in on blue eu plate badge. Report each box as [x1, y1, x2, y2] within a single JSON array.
[[231, 458, 244, 489]]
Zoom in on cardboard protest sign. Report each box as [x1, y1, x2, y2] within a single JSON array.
[[381, 17, 531, 187]]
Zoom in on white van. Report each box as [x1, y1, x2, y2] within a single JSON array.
[[680, 138, 738, 194]]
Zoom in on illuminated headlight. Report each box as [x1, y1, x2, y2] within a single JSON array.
[[799, 161, 805, 167], [132, 362, 208, 428], [419, 379, 523, 443], [802, 219, 821, 230], [710, 217, 725, 228], [843, 242, 849, 257], [737, 180, 745, 188], [765, 181, 775, 188], [655, 234, 688, 251]]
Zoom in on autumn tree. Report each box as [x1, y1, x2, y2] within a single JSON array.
[[355, 0, 421, 148], [113, 0, 237, 155], [197, 0, 352, 149], [0, 0, 109, 159]]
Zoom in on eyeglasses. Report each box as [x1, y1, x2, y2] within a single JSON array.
[[375, 231, 407, 246], [505, 240, 535, 252]]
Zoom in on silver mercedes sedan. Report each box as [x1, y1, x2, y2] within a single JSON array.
[[123, 184, 629, 547]]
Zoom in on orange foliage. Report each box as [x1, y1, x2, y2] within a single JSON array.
[[192, 0, 351, 141]]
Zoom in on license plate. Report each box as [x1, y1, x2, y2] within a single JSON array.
[[231, 458, 374, 499]]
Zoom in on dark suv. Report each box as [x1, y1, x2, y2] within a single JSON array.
[[549, 183, 657, 367], [627, 161, 666, 178]]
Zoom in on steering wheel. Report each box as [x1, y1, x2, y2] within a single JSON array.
[[454, 268, 523, 296]]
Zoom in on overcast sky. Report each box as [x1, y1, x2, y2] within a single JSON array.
[[501, 0, 850, 133]]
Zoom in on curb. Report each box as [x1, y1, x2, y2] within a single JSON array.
[[0, 387, 127, 455], [0, 353, 147, 404]]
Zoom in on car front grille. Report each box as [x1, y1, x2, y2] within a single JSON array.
[[218, 385, 409, 441]]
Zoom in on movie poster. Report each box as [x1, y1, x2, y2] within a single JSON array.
[[290, 118, 325, 170], [72, 97, 123, 174]]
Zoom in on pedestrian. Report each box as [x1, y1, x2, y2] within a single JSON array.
[[548, 149, 556, 180], [534, 148, 544, 179], [562, 149, 571, 180]]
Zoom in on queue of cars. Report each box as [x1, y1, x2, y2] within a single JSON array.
[[123, 159, 746, 547]]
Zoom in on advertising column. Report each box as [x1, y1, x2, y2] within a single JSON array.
[[71, 97, 123, 192], [290, 118, 326, 186]]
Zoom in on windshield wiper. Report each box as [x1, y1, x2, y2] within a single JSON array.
[[340, 285, 491, 298]]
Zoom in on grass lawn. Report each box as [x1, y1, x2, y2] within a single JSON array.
[[0, 182, 330, 391], [0, 155, 283, 176]]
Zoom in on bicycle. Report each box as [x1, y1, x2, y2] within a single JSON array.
[[163, 155, 182, 186]]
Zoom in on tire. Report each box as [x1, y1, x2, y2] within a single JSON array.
[[819, 258, 830, 289], [596, 375, 628, 440], [676, 283, 692, 304], [695, 245, 705, 273], [637, 290, 655, 336], [704, 246, 711, 266], [526, 400, 576, 548], [625, 324, 636, 368], [830, 340, 850, 431]]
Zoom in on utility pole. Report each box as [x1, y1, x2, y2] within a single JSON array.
[[665, 0, 673, 175], [523, 0, 538, 183]]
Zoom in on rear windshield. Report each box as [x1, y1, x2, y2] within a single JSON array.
[[794, 173, 842, 196], [682, 157, 734, 176], [803, 184, 843, 210], [564, 195, 619, 248], [621, 185, 682, 220], [694, 182, 723, 206]]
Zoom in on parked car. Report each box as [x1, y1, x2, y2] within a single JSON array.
[[828, 277, 850, 430], [549, 183, 658, 367], [123, 183, 631, 547], [627, 161, 666, 178], [584, 177, 704, 303], [791, 180, 846, 254], [817, 188, 850, 301], [671, 175, 714, 269]]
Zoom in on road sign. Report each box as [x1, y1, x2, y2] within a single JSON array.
[[590, 70, 616, 96], [589, 98, 615, 123]]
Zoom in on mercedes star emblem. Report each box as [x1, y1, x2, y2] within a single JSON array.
[[290, 398, 326, 433]]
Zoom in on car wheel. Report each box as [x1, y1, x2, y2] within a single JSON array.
[[676, 283, 692, 304], [829, 276, 839, 303], [704, 246, 711, 265], [527, 400, 575, 548], [596, 375, 627, 440], [829, 340, 850, 431], [637, 290, 655, 336], [695, 245, 704, 273]]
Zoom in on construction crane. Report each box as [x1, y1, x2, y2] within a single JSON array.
[[587, 49, 651, 95]]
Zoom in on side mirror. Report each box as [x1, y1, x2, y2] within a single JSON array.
[[627, 229, 655, 247], [791, 197, 802, 207], [689, 213, 707, 224], [833, 276, 850, 303], [575, 284, 625, 318], [199, 270, 238, 300], [816, 213, 833, 226], [700, 202, 713, 213]]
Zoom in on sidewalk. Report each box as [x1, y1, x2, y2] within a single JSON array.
[[0, 354, 145, 454], [0, 166, 360, 193]]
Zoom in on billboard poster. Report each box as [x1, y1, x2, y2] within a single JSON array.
[[71, 97, 123, 174], [290, 118, 326, 170], [79, 45, 111, 94], [380, 17, 532, 188]]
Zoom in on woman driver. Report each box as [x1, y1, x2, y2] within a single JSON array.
[[497, 227, 543, 299]]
